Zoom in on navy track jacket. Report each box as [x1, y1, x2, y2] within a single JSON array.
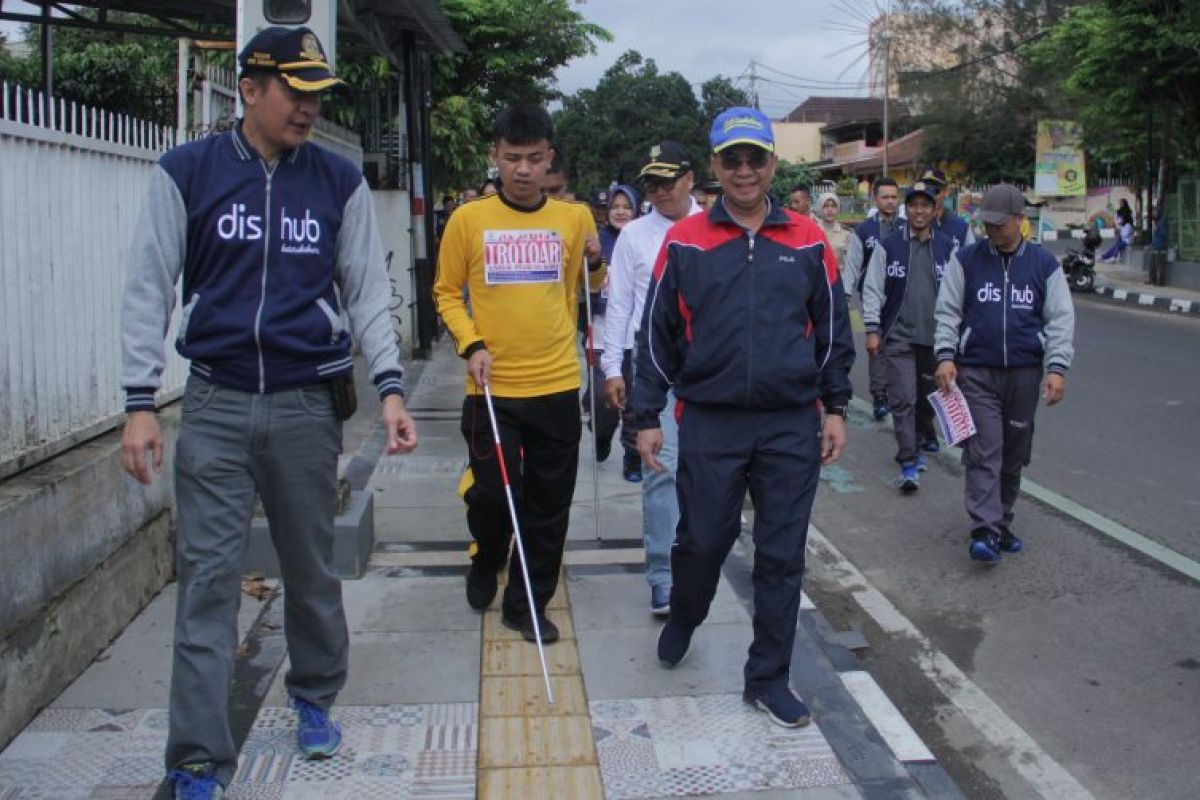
[[633, 200, 855, 429], [121, 123, 404, 411], [862, 225, 958, 339]]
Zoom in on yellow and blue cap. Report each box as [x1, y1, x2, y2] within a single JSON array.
[[238, 26, 345, 93], [710, 106, 775, 153]]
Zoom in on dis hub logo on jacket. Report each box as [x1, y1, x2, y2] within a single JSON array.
[[976, 282, 1035, 309], [216, 204, 323, 255]]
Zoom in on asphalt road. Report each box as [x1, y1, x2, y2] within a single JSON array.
[[804, 291, 1200, 799]]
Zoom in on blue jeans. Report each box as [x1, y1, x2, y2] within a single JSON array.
[[643, 391, 679, 589]]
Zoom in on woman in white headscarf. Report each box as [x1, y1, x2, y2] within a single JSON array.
[[817, 192, 852, 272]]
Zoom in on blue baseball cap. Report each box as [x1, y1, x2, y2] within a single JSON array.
[[709, 107, 775, 153]]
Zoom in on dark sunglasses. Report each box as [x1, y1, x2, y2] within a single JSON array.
[[642, 176, 680, 193], [718, 149, 770, 170]]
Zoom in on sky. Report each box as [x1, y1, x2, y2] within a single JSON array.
[[552, 0, 881, 119], [3, 0, 883, 120]]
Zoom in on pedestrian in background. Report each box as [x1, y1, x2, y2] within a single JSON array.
[[934, 184, 1074, 563], [862, 181, 957, 493], [921, 168, 975, 249], [845, 177, 903, 420], [602, 140, 702, 615], [434, 104, 604, 641], [583, 185, 640, 465], [119, 27, 417, 800], [816, 192, 851, 267], [787, 184, 815, 219], [635, 107, 853, 727]]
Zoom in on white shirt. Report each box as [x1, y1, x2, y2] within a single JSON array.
[[600, 198, 703, 379]]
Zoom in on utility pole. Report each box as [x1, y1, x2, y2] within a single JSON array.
[[881, 9, 890, 177], [750, 61, 760, 110]]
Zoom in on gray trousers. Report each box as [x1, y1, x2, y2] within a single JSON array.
[[958, 365, 1042, 537], [868, 347, 888, 399], [883, 339, 937, 464], [167, 376, 347, 785]]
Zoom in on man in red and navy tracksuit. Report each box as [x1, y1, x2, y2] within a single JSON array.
[[633, 107, 855, 729]]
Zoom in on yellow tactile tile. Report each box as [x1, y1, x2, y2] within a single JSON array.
[[477, 765, 604, 799], [477, 715, 597, 769], [480, 675, 589, 717], [481, 639, 581, 677], [482, 609, 575, 642]]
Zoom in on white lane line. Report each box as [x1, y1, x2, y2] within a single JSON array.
[[808, 525, 1095, 800], [839, 670, 935, 763], [848, 396, 1200, 586]]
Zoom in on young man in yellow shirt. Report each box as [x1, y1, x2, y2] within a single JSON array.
[[434, 105, 603, 642]]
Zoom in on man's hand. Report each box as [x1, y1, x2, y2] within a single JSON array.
[[604, 377, 626, 409], [935, 361, 957, 394], [584, 234, 601, 262], [1043, 373, 1066, 406], [637, 428, 666, 473], [121, 411, 163, 485], [865, 332, 881, 357], [821, 415, 846, 466], [382, 394, 418, 454], [467, 349, 492, 389]]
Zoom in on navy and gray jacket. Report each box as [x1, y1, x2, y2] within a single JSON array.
[[121, 123, 403, 411], [862, 226, 957, 339], [843, 213, 902, 295], [933, 212, 974, 249], [934, 239, 1075, 373], [632, 199, 854, 428]]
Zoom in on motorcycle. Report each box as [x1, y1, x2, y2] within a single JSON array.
[[1061, 228, 1102, 293]]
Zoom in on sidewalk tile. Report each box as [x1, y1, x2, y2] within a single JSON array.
[[477, 765, 603, 798], [481, 640, 581, 677], [480, 676, 588, 718], [477, 715, 596, 768]]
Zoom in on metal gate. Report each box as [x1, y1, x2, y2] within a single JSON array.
[[1170, 175, 1199, 260]]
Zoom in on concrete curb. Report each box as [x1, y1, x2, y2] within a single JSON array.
[[1093, 284, 1200, 315]]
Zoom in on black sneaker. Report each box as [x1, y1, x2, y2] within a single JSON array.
[[998, 529, 1023, 553], [744, 685, 811, 728], [465, 561, 500, 610], [656, 619, 694, 667], [596, 437, 612, 463], [501, 610, 560, 644]]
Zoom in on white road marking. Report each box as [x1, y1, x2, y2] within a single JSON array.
[[808, 525, 1096, 800], [839, 670, 935, 763]]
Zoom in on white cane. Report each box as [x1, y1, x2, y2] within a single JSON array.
[[581, 259, 602, 541], [481, 384, 555, 705]]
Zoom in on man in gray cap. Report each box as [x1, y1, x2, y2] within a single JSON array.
[[934, 184, 1074, 563]]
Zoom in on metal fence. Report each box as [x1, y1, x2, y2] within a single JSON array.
[[0, 81, 187, 478], [1169, 176, 1199, 260]]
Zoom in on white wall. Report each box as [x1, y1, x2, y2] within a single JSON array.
[[372, 189, 415, 359]]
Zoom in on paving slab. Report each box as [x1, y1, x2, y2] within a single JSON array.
[[342, 575, 478, 634], [568, 571, 751, 631]]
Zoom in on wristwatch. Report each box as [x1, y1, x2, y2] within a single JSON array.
[[824, 404, 847, 418]]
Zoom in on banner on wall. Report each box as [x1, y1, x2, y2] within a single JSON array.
[[1035, 120, 1087, 196]]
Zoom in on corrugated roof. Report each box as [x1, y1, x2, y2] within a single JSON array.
[[825, 128, 926, 174], [785, 96, 908, 125]]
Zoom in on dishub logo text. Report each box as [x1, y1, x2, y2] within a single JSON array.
[[216, 204, 322, 255]]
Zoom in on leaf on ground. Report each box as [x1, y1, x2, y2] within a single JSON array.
[[241, 575, 273, 601]]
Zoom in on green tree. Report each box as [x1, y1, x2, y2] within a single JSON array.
[[429, 0, 610, 189], [553, 51, 752, 191], [770, 160, 821, 204], [1030, 0, 1200, 217], [0, 14, 179, 124]]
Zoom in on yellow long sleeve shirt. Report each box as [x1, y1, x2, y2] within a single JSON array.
[[434, 194, 602, 398]]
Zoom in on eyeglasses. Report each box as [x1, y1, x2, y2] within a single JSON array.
[[642, 177, 679, 194], [718, 149, 770, 171]]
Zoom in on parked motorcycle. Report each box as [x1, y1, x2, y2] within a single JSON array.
[[1061, 228, 1102, 293]]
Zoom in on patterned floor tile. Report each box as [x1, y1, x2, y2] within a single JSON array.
[[229, 702, 477, 799], [592, 693, 853, 799], [0, 709, 167, 800]]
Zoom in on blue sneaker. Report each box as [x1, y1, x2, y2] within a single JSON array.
[[657, 619, 694, 667], [623, 465, 643, 483], [916, 452, 928, 472], [744, 685, 811, 728], [898, 462, 919, 493], [650, 585, 671, 617], [169, 764, 224, 800], [293, 696, 342, 759], [969, 534, 1002, 563], [921, 437, 940, 453], [873, 396, 891, 420], [998, 530, 1023, 553]]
